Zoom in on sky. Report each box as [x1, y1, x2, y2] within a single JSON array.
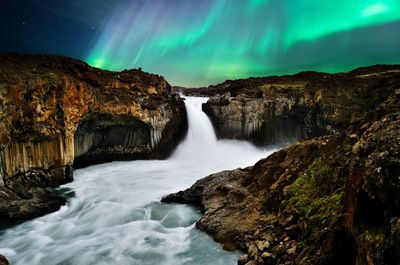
[[1, 0, 400, 87]]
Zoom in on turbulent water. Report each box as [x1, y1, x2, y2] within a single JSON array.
[[0, 97, 273, 265]]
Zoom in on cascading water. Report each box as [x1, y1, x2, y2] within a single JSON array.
[[0, 97, 273, 265]]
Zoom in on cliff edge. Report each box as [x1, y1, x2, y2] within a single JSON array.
[[164, 66, 400, 265], [201, 65, 400, 146], [0, 54, 187, 221]]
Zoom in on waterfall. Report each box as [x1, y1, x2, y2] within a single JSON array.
[[0, 97, 272, 265]]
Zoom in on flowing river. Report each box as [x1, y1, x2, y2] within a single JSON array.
[[0, 97, 273, 265]]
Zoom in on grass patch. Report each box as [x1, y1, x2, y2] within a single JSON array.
[[286, 157, 346, 223]]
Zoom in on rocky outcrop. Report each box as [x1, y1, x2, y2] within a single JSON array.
[[0, 54, 187, 221], [0, 255, 9, 265], [201, 65, 400, 146], [164, 72, 400, 264], [203, 94, 305, 146]]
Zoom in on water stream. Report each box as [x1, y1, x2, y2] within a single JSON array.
[[0, 97, 273, 265]]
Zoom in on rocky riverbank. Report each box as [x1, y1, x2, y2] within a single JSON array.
[[0, 54, 187, 221], [164, 66, 400, 264]]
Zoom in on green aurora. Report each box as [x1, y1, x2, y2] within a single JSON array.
[[86, 0, 400, 86]]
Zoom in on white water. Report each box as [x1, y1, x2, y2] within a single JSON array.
[[0, 97, 273, 265]]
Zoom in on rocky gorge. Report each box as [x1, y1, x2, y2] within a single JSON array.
[[164, 65, 400, 264], [1, 54, 399, 265], [198, 66, 400, 146], [0, 54, 187, 222]]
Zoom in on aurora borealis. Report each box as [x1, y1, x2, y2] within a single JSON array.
[[2, 0, 400, 86]]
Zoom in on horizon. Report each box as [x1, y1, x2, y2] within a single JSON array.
[[1, 0, 400, 87], [2, 51, 400, 88]]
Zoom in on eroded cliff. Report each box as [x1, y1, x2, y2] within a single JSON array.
[[201, 66, 400, 146], [0, 54, 187, 221], [164, 66, 400, 265]]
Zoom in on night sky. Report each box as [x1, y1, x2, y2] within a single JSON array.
[[1, 0, 400, 86]]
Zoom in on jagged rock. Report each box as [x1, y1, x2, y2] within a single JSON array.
[[255, 240, 270, 251], [287, 246, 297, 255], [201, 65, 400, 146], [261, 251, 275, 264], [0, 54, 188, 221], [0, 255, 9, 265], [238, 254, 249, 265], [261, 252, 273, 258], [164, 74, 400, 265], [203, 95, 306, 146], [248, 243, 259, 259]]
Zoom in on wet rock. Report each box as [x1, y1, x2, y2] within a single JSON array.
[[203, 97, 306, 146], [164, 65, 400, 265], [0, 255, 9, 265], [0, 185, 66, 221], [0, 54, 188, 221]]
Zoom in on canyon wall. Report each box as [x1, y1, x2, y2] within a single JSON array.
[[166, 66, 400, 265], [203, 94, 306, 146], [0, 54, 187, 220], [201, 66, 400, 146]]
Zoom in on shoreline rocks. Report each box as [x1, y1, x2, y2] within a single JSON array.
[[0, 54, 188, 221], [0, 255, 9, 265], [164, 66, 400, 264]]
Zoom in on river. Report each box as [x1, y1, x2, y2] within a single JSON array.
[[0, 97, 273, 265]]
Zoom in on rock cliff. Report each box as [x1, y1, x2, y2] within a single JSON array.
[[201, 66, 400, 145], [0, 54, 187, 221], [164, 66, 400, 264]]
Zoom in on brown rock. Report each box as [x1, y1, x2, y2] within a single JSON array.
[[164, 64, 400, 265], [255, 240, 270, 251], [287, 246, 297, 255], [238, 254, 249, 265], [0, 255, 9, 265], [0, 54, 188, 221], [248, 243, 259, 259]]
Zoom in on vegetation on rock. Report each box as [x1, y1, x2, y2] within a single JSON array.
[[165, 65, 400, 265]]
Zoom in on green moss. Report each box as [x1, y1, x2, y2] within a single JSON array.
[[286, 157, 346, 223]]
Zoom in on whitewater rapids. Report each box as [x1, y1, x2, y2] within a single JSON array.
[[0, 97, 273, 265]]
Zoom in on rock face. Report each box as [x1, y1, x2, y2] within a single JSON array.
[[0, 255, 9, 265], [0, 54, 187, 221], [164, 67, 400, 264], [201, 66, 400, 146]]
